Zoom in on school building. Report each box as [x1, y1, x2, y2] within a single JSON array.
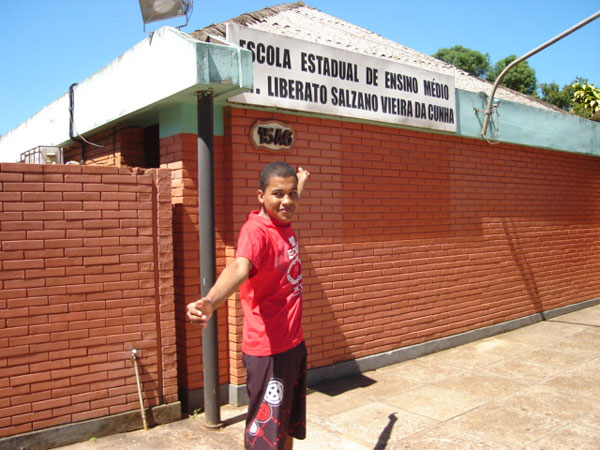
[[1, 2, 599, 448]]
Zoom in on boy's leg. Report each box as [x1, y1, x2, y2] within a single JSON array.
[[283, 433, 294, 450], [286, 343, 307, 440], [242, 343, 307, 450]]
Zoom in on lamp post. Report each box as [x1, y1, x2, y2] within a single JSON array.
[[138, 0, 193, 32]]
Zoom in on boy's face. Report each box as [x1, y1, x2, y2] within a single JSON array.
[[258, 175, 299, 224]]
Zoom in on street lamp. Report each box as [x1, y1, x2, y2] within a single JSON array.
[[138, 0, 193, 32]]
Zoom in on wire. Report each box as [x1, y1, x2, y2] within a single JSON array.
[[485, 106, 501, 145], [69, 83, 104, 149]]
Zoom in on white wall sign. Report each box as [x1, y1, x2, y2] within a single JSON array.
[[226, 24, 456, 133]]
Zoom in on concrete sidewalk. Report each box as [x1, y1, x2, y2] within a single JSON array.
[[58, 304, 600, 449]]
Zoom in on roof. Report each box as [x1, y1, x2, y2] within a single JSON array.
[[191, 1, 562, 113]]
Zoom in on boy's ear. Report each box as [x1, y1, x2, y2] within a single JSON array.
[[257, 189, 265, 205]]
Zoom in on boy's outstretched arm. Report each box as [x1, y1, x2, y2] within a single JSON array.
[[297, 167, 310, 199], [186, 256, 253, 328]]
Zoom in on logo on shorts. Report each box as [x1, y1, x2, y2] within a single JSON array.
[[249, 403, 271, 436], [264, 378, 284, 405], [248, 378, 284, 438]]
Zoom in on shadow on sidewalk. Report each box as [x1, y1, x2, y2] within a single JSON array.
[[309, 373, 377, 397], [374, 413, 398, 450]]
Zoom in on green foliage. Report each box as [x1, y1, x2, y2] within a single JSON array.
[[539, 82, 573, 110], [487, 55, 537, 95], [572, 82, 600, 118], [432, 45, 490, 78], [538, 77, 593, 119]]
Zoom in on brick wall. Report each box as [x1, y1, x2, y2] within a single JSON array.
[[220, 107, 600, 376], [0, 163, 176, 439], [54, 108, 600, 408]]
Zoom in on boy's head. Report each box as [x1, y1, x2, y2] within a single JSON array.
[[258, 161, 299, 224], [259, 161, 298, 191]]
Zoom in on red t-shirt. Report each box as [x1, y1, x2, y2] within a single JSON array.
[[235, 211, 304, 356]]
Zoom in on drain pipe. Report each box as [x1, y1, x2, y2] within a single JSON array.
[[131, 349, 148, 430], [197, 90, 222, 429], [481, 10, 600, 139]]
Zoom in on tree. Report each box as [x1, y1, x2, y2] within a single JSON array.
[[432, 45, 490, 78], [539, 77, 591, 118], [572, 82, 600, 119], [487, 55, 537, 95], [539, 82, 572, 110]]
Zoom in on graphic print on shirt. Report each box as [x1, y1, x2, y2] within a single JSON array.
[[285, 236, 302, 295], [248, 378, 285, 447]]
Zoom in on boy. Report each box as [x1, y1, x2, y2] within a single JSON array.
[[187, 161, 309, 449]]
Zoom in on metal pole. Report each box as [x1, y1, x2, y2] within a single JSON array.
[[131, 349, 148, 431], [481, 10, 600, 139], [197, 90, 222, 428]]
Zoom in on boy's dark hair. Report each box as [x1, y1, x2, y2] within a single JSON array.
[[259, 161, 297, 191]]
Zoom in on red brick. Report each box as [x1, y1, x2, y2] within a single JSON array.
[[32, 397, 71, 412], [54, 402, 91, 418], [24, 248, 64, 259], [71, 371, 108, 386], [49, 348, 87, 360], [10, 371, 51, 386], [64, 210, 102, 220], [70, 336, 109, 349], [66, 283, 104, 294], [72, 408, 108, 422], [2, 240, 44, 251], [0, 170, 24, 181], [51, 329, 88, 342], [32, 415, 71, 431], [83, 183, 119, 192], [9, 333, 51, 346], [43, 220, 83, 230], [91, 395, 126, 409], [44, 183, 82, 192], [0, 422, 31, 438], [3, 182, 44, 192], [64, 174, 101, 183], [62, 192, 101, 203]]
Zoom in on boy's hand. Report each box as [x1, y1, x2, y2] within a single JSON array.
[[186, 298, 214, 328], [297, 167, 310, 183], [297, 167, 310, 198]]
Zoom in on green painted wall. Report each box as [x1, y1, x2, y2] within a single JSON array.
[[158, 104, 197, 138], [157, 88, 599, 154], [457, 90, 599, 156], [158, 103, 226, 138]]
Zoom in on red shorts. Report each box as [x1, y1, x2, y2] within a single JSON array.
[[242, 342, 307, 450]]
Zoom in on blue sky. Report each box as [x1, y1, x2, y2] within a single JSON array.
[[1, 0, 598, 136]]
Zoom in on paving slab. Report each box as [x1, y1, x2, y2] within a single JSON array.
[[385, 384, 485, 421], [441, 402, 563, 448], [527, 423, 600, 450]]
